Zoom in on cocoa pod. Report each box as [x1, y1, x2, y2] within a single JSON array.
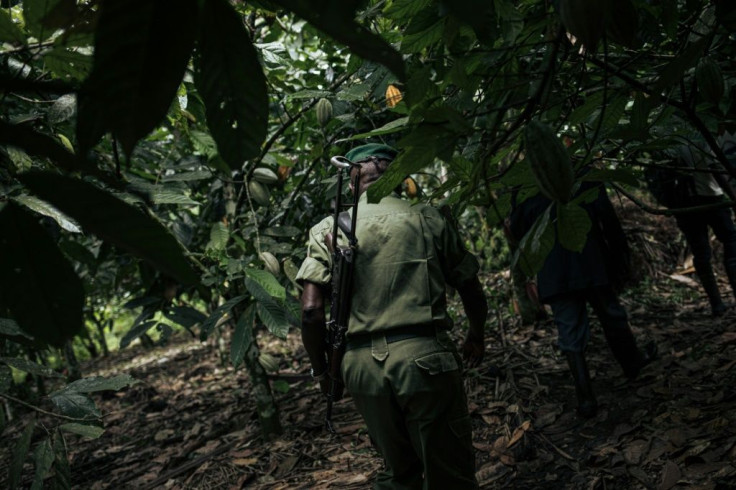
[[386, 84, 403, 108], [523, 121, 574, 204], [259, 251, 280, 276], [403, 177, 418, 198], [248, 180, 270, 207], [315, 98, 332, 126], [253, 167, 278, 185], [559, 0, 604, 50], [696, 57, 724, 104], [258, 353, 279, 373], [277, 165, 292, 182]]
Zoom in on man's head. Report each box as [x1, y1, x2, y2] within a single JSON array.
[[344, 143, 397, 193]]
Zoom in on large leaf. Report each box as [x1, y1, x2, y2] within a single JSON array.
[[516, 203, 555, 277], [22, 0, 62, 41], [194, 0, 268, 170], [271, 0, 405, 81], [0, 203, 83, 347], [199, 295, 248, 340], [59, 423, 105, 439], [31, 438, 55, 490], [50, 391, 100, 420], [13, 194, 81, 233], [557, 202, 592, 253], [245, 268, 286, 300], [0, 357, 64, 378], [63, 374, 137, 393], [76, 0, 198, 155], [119, 318, 157, 349], [0, 8, 26, 44], [9, 420, 35, 490], [244, 276, 290, 338], [231, 304, 256, 368], [19, 172, 199, 284]]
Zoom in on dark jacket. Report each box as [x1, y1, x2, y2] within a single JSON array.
[[509, 182, 631, 301]]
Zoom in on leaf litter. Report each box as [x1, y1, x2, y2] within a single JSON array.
[[1, 200, 735, 489]]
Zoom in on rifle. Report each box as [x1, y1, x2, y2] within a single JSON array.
[[324, 155, 361, 434]]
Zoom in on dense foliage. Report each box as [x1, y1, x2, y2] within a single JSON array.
[[1, 0, 734, 486]]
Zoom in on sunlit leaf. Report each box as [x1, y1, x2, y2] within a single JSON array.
[[199, 295, 248, 340], [0, 357, 64, 378], [245, 269, 286, 300], [63, 374, 137, 393], [0, 8, 26, 44], [19, 172, 199, 284], [13, 194, 81, 233], [207, 222, 229, 251]]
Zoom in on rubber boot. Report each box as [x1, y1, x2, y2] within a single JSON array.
[[563, 351, 597, 418], [695, 262, 726, 317], [603, 326, 657, 380]]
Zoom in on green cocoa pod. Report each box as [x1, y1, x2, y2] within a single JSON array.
[[253, 167, 278, 185], [258, 353, 279, 373], [259, 251, 280, 276], [248, 180, 270, 207], [559, 0, 604, 50], [524, 121, 574, 204], [696, 57, 724, 105], [315, 98, 332, 126]]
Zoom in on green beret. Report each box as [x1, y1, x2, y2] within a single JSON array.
[[345, 143, 398, 163]]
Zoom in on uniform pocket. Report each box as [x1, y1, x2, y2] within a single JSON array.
[[414, 351, 459, 375]]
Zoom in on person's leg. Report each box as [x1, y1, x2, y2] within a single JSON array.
[[676, 212, 725, 315], [549, 293, 597, 418], [342, 343, 423, 490], [390, 334, 478, 490], [708, 205, 736, 300], [588, 286, 656, 379]]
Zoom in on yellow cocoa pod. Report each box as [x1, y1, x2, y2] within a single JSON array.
[[696, 57, 724, 105], [403, 177, 418, 198], [259, 251, 280, 276], [559, 0, 604, 50], [253, 167, 278, 185], [258, 353, 279, 373], [386, 84, 403, 108], [248, 180, 270, 207], [315, 98, 332, 126], [523, 121, 574, 204]]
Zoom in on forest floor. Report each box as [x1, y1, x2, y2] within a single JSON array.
[[3, 200, 736, 489]]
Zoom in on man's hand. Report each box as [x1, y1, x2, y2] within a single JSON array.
[[461, 332, 484, 368]]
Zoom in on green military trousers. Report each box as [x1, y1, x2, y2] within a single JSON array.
[[341, 330, 478, 490]]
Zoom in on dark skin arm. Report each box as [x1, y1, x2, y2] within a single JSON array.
[[300, 281, 330, 394], [456, 276, 487, 368]]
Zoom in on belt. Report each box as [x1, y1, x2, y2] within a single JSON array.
[[344, 325, 436, 351]]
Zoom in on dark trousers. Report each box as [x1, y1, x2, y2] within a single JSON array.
[[548, 286, 629, 353], [674, 196, 736, 274]]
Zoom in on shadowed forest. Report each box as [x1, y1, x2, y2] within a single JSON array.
[[2, 0, 736, 489]]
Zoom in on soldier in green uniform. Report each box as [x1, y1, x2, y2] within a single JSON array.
[[297, 143, 488, 489]]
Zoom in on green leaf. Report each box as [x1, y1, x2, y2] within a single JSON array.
[[0, 357, 64, 378], [270, 0, 405, 80], [207, 222, 229, 251], [261, 225, 302, 238], [580, 168, 639, 187], [272, 379, 290, 394], [0, 318, 33, 340], [77, 0, 198, 155], [195, 0, 268, 170], [245, 269, 286, 300], [516, 204, 555, 276], [367, 125, 457, 202], [384, 0, 432, 19], [346, 117, 410, 140], [285, 89, 332, 100], [52, 431, 72, 490], [600, 96, 628, 133], [59, 423, 105, 439], [119, 319, 157, 349], [0, 8, 26, 44], [231, 304, 256, 368], [556, 202, 592, 252], [13, 195, 81, 233], [654, 38, 706, 91], [23, 0, 62, 41], [199, 295, 248, 340], [9, 420, 35, 490], [0, 203, 83, 347], [569, 91, 604, 126], [50, 391, 100, 420], [244, 276, 290, 338], [31, 439, 54, 490], [63, 374, 137, 393], [43, 48, 92, 82], [162, 170, 212, 182], [19, 172, 199, 284], [162, 306, 207, 329], [0, 364, 11, 393]]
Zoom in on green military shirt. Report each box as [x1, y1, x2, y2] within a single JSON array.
[[296, 193, 479, 336]]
